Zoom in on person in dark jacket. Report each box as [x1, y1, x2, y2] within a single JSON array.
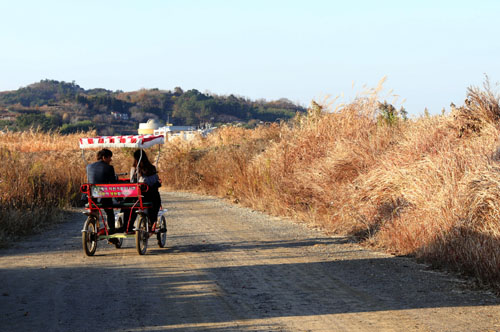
[[86, 149, 117, 234]]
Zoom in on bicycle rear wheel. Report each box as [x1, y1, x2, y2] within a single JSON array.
[[135, 215, 149, 255], [157, 215, 167, 248]]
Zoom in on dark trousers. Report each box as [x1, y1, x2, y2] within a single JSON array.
[[99, 198, 115, 232], [120, 198, 160, 233]]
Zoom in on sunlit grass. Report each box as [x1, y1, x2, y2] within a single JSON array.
[[1, 81, 499, 289], [0, 130, 133, 246], [159, 81, 500, 289]]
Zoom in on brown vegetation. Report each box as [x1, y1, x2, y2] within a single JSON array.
[[0, 130, 132, 246], [1, 81, 499, 290], [0, 131, 83, 246], [159, 81, 500, 289]]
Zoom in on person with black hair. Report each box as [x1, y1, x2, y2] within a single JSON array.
[[86, 148, 117, 235], [122, 149, 161, 232]]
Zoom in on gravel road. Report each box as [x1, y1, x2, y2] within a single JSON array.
[[0, 191, 499, 332]]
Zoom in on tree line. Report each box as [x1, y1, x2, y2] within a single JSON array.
[[0, 80, 306, 133]]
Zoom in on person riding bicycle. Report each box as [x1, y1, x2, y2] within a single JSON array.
[[86, 148, 117, 234], [121, 149, 161, 233]]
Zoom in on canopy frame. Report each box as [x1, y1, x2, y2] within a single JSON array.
[[79, 134, 164, 170]]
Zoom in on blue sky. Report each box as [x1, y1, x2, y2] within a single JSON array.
[[1, 0, 499, 115]]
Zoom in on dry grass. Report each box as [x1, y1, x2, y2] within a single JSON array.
[[0, 132, 83, 246], [159, 124, 283, 197], [0, 129, 82, 152], [2, 81, 500, 289], [0, 130, 133, 246], [159, 80, 500, 290]]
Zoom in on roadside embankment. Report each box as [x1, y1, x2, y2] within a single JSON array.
[[159, 83, 500, 290]]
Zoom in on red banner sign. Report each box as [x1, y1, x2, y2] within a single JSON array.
[[91, 185, 139, 198]]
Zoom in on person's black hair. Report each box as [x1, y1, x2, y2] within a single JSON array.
[[133, 149, 156, 176], [97, 149, 112, 160]]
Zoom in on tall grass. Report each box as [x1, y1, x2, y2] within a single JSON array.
[[0, 131, 83, 246], [0, 130, 133, 246], [1, 82, 499, 289], [159, 81, 500, 289]]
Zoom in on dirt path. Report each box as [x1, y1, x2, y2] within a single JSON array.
[[0, 191, 499, 332]]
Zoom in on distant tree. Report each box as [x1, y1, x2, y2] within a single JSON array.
[[130, 106, 146, 122], [172, 89, 207, 125], [1, 80, 306, 132], [174, 87, 183, 96], [16, 113, 60, 131], [92, 114, 111, 124], [0, 80, 84, 107], [59, 120, 94, 134]]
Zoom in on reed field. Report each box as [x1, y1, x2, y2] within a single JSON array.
[[160, 81, 500, 290], [0, 130, 132, 246], [1, 82, 499, 290]]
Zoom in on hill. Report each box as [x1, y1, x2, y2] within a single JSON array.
[[0, 79, 306, 135]]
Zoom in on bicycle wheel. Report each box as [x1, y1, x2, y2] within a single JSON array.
[[82, 217, 98, 256], [135, 215, 149, 255], [157, 215, 167, 248]]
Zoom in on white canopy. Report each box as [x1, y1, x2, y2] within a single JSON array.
[[79, 135, 164, 149]]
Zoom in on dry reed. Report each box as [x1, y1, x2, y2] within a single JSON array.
[[0, 130, 133, 246], [2, 81, 500, 290], [159, 81, 500, 289]]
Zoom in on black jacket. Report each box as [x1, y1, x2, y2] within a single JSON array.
[[86, 160, 116, 184]]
